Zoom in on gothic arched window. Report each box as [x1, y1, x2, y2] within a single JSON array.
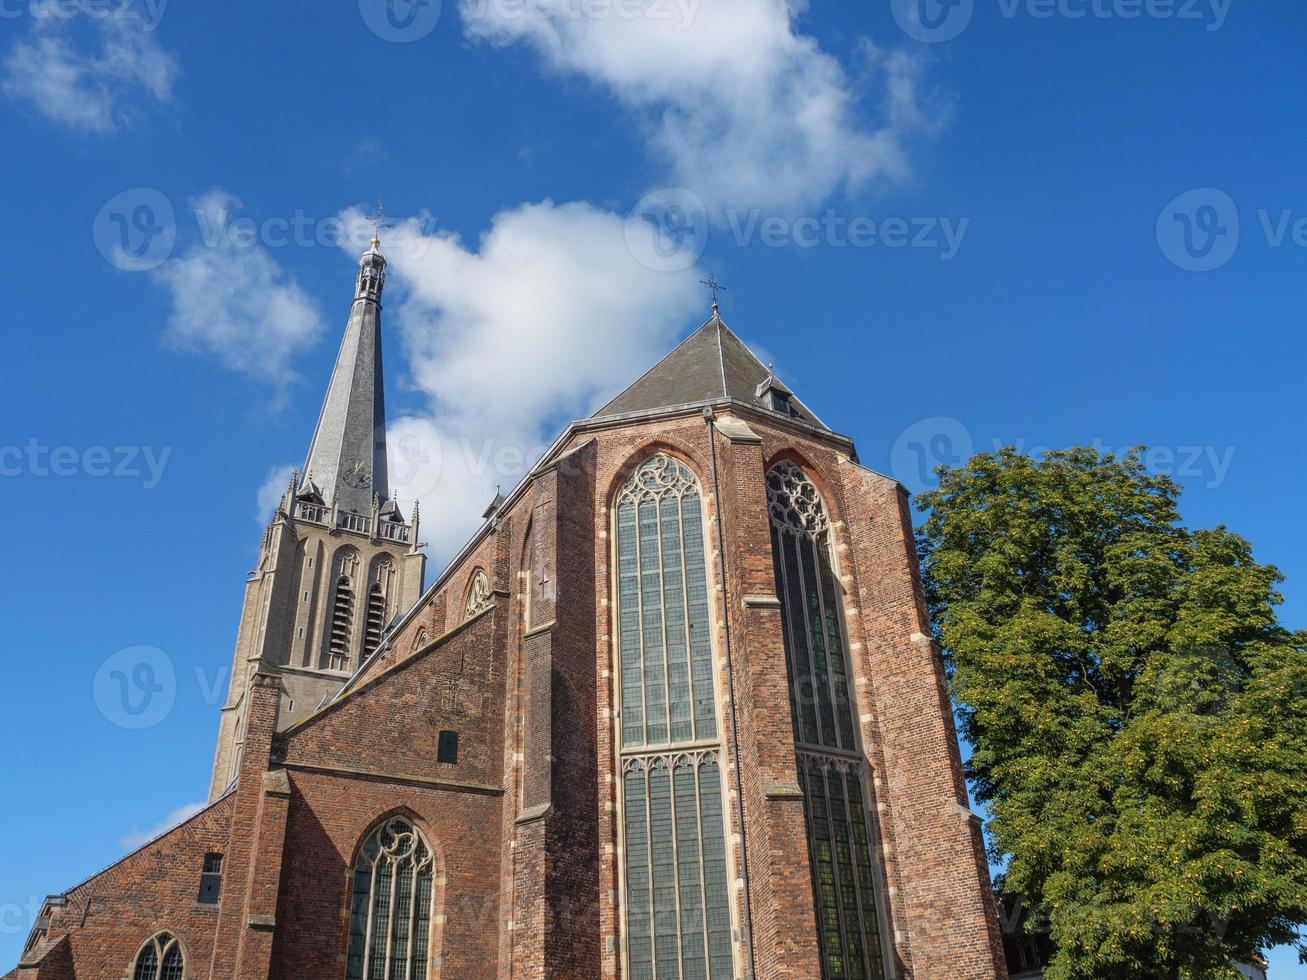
[[364, 584, 386, 658], [411, 629, 429, 652], [464, 571, 491, 620], [328, 576, 355, 671], [326, 548, 361, 671], [132, 932, 184, 980], [614, 453, 734, 978], [767, 460, 889, 979], [346, 817, 436, 980], [364, 557, 396, 660]]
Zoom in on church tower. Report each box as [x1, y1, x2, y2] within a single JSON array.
[[207, 230, 426, 801]]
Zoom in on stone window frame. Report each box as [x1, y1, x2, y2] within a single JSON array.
[[463, 569, 492, 621], [344, 814, 440, 980], [608, 450, 742, 980], [124, 930, 188, 980]]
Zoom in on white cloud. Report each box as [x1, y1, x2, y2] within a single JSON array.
[[256, 463, 297, 524], [1, 13, 177, 134], [459, 0, 938, 214], [119, 800, 205, 852], [339, 201, 703, 560], [152, 191, 326, 396]]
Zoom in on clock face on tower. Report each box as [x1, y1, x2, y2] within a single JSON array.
[[343, 459, 371, 489]]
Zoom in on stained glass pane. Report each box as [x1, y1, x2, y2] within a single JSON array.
[[618, 501, 645, 747], [133, 943, 158, 980], [698, 758, 733, 980], [682, 495, 716, 741], [674, 762, 707, 979], [624, 768, 653, 980], [799, 535, 839, 749], [639, 499, 669, 744], [160, 945, 184, 980]]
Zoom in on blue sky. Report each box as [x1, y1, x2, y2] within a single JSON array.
[[1, 0, 1303, 971]]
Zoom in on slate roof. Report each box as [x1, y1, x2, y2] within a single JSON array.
[[593, 313, 828, 429], [301, 246, 390, 515]]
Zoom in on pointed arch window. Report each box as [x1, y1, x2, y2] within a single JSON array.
[[329, 576, 355, 671], [132, 932, 184, 980], [767, 461, 889, 979], [614, 453, 734, 978], [464, 571, 491, 620], [364, 584, 386, 657], [346, 817, 436, 980], [364, 557, 396, 660]]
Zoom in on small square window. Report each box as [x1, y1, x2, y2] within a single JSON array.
[[197, 852, 223, 905], [437, 731, 458, 765]]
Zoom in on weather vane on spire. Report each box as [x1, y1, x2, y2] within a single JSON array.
[[699, 273, 726, 314], [367, 196, 390, 247]]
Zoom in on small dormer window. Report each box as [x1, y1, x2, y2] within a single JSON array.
[[766, 388, 792, 414], [756, 371, 796, 417]]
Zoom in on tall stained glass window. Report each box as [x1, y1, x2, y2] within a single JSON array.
[[767, 461, 888, 980], [346, 817, 436, 980], [616, 454, 734, 980]]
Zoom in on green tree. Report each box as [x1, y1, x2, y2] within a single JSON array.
[[915, 446, 1307, 979]]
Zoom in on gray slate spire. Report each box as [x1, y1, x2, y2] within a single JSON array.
[[301, 234, 390, 516]]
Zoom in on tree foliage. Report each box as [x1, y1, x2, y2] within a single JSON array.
[[915, 447, 1307, 979]]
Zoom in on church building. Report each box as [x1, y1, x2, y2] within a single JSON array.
[[9, 232, 1007, 979]]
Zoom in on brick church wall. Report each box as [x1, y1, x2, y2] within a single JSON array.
[[10, 403, 1006, 980], [12, 793, 235, 980]]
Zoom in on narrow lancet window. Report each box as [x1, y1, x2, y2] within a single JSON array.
[[615, 453, 734, 979], [767, 460, 889, 980]]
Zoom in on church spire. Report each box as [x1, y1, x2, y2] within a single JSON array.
[[300, 224, 390, 517]]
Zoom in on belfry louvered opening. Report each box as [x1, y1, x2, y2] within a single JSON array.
[[329, 576, 355, 670], [615, 453, 735, 980], [767, 460, 890, 980]]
